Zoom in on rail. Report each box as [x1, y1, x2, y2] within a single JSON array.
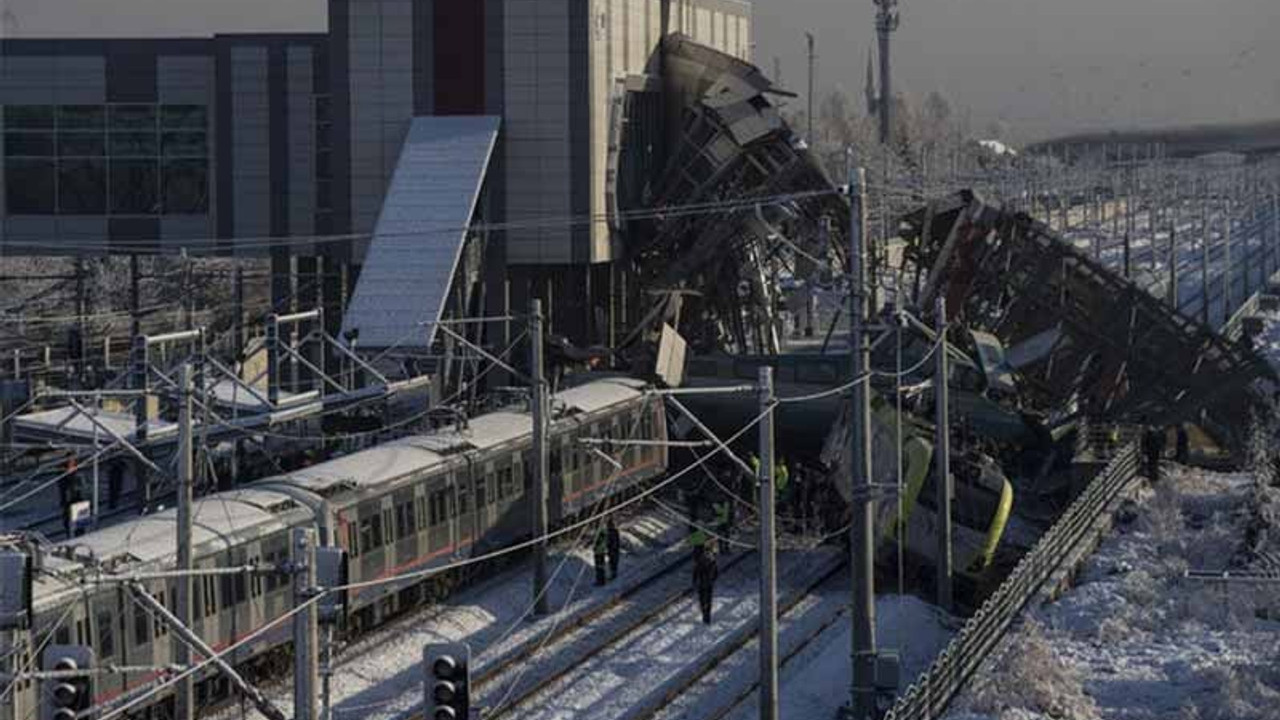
[[882, 442, 1139, 720]]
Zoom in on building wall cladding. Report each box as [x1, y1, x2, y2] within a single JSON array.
[[0, 0, 747, 262], [0, 36, 326, 256]]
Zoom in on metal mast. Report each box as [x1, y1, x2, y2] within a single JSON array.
[[806, 32, 816, 146], [848, 164, 877, 720], [874, 0, 900, 145]]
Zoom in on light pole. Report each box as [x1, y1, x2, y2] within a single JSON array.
[[874, 0, 900, 145]]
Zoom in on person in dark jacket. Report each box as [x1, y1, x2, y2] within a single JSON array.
[[59, 459, 82, 536], [107, 461, 124, 510], [1175, 425, 1190, 464], [606, 518, 621, 581], [593, 530, 609, 586], [1141, 426, 1165, 482], [692, 542, 718, 624]]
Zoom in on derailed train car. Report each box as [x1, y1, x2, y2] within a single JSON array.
[[1, 377, 665, 720]]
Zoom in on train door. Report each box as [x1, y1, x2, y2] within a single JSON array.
[[431, 476, 455, 554], [91, 588, 124, 702], [455, 464, 475, 553], [392, 487, 417, 572], [356, 499, 388, 586]]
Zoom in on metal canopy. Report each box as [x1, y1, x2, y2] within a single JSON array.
[[342, 115, 501, 350]]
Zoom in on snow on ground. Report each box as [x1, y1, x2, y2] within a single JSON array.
[[210, 513, 692, 720], [729, 593, 954, 720], [945, 466, 1280, 720], [507, 548, 841, 720]]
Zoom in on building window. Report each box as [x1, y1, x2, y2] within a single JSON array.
[[2, 103, 208, 216], [5, 159, 55, 214], [110, 159, 160, 214], [59, 158, 107, 214]]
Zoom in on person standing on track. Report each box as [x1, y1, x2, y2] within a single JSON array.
[[594, 529, 609, 586], [606, 517, 621, 582], [692, 533, 718, 624]]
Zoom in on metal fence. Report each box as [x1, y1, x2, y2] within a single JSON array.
[[883, 442, 1139, 720]]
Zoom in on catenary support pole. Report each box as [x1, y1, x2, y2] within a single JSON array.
[[175, 364, 194, 720], [758, 365, 779, 720], [934, 297, 953, 612], [806, 32, 815, 146], [530, 298, 550, 616], [293, 528, 319, 720], [848, 162, 877, 720], [1201, 182, 1211, 326]]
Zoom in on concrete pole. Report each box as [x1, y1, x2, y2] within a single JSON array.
[[92, 396, 99, 529], [175, 364, 194, 720], [806, 32, 815, 147], [293, 528, 319, 720], [1264, 184, 1274, 280], [757, 366, 778, 720], [1224, 199, 1233, 325], [934, 297, 953, 612], [1168, 181, 1179, 310], [530, 299, 550, 616], [1201, 180, 1211, 326], [875, 1, 898, 146], [848, 162, 877, 720]]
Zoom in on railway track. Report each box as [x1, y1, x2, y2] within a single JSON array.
[[481, 548, 843, 720], [473, 549, 753, 718], [648, 577, 849, 720]]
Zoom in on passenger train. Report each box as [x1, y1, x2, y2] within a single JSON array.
[[1, 377, 667, 720]]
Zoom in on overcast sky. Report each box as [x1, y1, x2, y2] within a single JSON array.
[[4, 0, 1279, 140]]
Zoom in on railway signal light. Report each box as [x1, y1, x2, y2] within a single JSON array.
[[422, 643, 470, 720], [41, 645, 94, 720]]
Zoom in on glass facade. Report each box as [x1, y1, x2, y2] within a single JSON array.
[[3, 103, 209, 216]]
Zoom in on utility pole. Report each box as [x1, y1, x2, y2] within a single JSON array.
[[757, 365, 779, 720], [873, 0, 900, 145], [1167, 181, 1179, 310], [175, 363, 194, 720], [1201, 181, 1211, 327], [1224, 199, 1233, 326], [806, 32, 816, 146], [530, 298, 550, 616], [848, 162, 877, 720], [74, 257, 87, 388], [293, 528, 319, 720], [933, 297, 952, 612], [130, 255, 141, 341]]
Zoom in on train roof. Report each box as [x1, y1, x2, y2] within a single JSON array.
[[34, 488, 302, 607], [27, 376, 651, 604]]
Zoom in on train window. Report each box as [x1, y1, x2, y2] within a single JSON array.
[[251, 559, 262, 597], [97, 612, 115, 658], [501, 467, 515, 500], [395, 502, 414, 539], [458, 489, 469, 516], [233, 571, 247, 605], [204, 576, 218, 617], [475, 480, 486, 509], [133, 603, 150, 646], [359, 516, 381, 552], [76, 619, 85, 645], [55, 626, 70, 645], [427, 491, 443, 525], [347, 526, 360, 559], [154, 592, 166, 637]]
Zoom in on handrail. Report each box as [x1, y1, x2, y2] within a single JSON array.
[[882, 442, 1139, 720]]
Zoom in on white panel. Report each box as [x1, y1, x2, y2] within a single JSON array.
[[342, 116, 500, 348]]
